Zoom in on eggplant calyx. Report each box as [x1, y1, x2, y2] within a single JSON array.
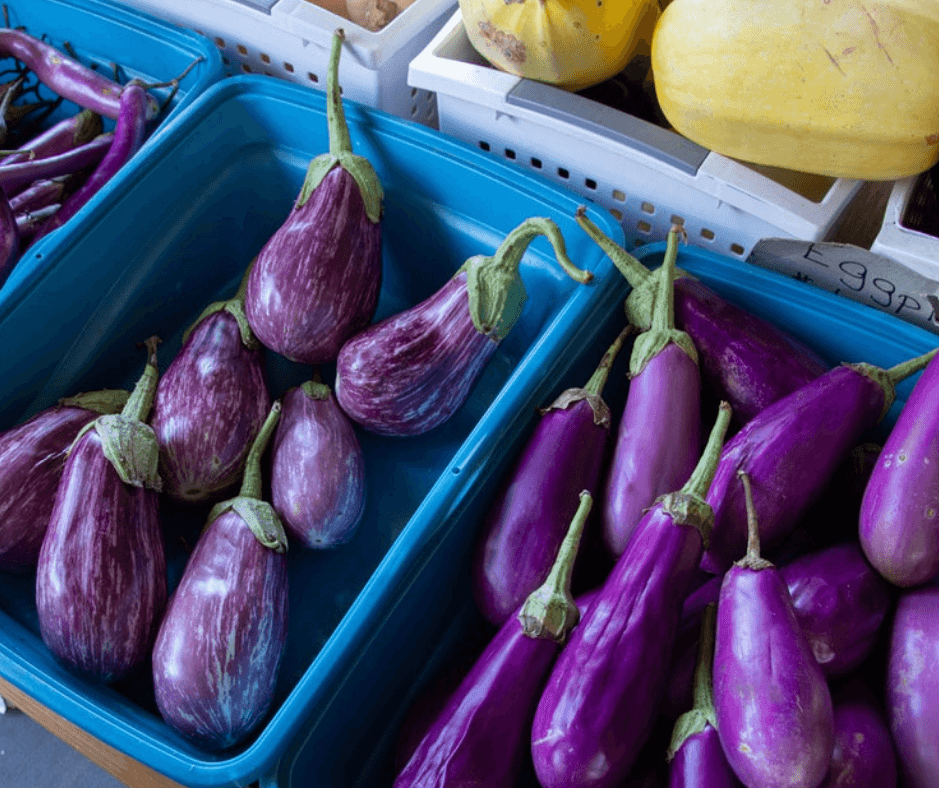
[[300, 379, 333, 401], [845, 362, 895, 421], [184, 295, 261, 350], [73, 108, 104, 146], [658, 492, 713, 548], [540, 388, 611, 428], [297, 151, 383, 224], [518, 490, 592, 644], [461, 217, 592, 342], [208, 497, 289, 554], [93, 415, 163, 491], [58, 388, 129, 415]]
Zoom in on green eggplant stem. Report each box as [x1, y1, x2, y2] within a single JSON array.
[[575, 205, 650, 288], [327, 29, 352, 158], [583, 324, 636, 397], [498, 217, 593, 285], [736, 469, 773, 570], [121, 336, 161, 423], [239, 400, 283, 500], [679, 401, 732, 501], [886, 346, 939, 383], [651, 227, 681, 333]]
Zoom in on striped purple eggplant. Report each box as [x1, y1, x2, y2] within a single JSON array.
[[150, 275, 272, 504], [269, 378, 365, 548], [700, 346, 939, 575], [713, 471, 834, 788], [472, 324, 632, 626], [819, 682, 897, 788], [885, 583, 939, 788], [667, 604, 742, 788], [335, 216, 593, 436], [245, 29, 382, 365], [860, 348, 939, 587], [530, 403, 732, 788], [35, 338, 166, 682], [780, 541, 892, 678], [602, 225, 701, 557], [152, 401, 289, 750], [0, 389, 128, 573], [395, 495, 598, 787], [575, 207, 829, 425]]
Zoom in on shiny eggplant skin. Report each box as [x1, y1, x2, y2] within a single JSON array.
[[860, 350, 939, 587], [335, 271, 498, 437], [270, 381, 366, 548], [152, 506, 289, 750], [713, 563, 834, 788], [701, 364, 887, 574], [151, 309, 271, 504], [885, 583, 939, 788], [668, 726, 742, 788], [35, 429, 166, 682], [780, 542, 892, 678], [244, 165, 382, 365]]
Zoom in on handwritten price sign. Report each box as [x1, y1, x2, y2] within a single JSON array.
[[747, 239, 939, 337]]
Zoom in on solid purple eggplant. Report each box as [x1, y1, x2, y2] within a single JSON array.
[[700, 348, 938, 574], [669, 727, 741, 788], [245, 30, 382, 365], [860, 348, 939, 587], [0, 390, 128, 573], [152, 402, 289, 750], [0, 187, 19, 288], [35, 339, 166, 683], [150, 287, 271, 504], [530, 403, 731, 788], [780, 541, 892, 678], [713, 473, 834, 788], [472, 326, 632, 626], [575, 207, 828, 425], [602, 227, 701, 557], [10, 179, 67, 214], [269, 380, 366, 548], [0, 108, 102, 167], [885, 583, 939, 788], [818, 683, 897, 788]]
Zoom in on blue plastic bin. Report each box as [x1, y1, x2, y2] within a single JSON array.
[[0, 75, 628, 787], [0, 0, 224, 302], [260, 240, 939, 788]]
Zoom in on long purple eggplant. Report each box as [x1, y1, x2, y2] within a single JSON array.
[[35, 338, 166, 682], [0, 132, 112, 195], [9, 178, 68, 214], [667, 604, 742, 788], [152, 401, 289, 750], [335, 216, 593, 436], [780, 541, 892, 678], [819, 682, 897, 788], [0, 389, 128, 573], [575, 207, 829, 425], [395, 494, 597, 788], [530, 402, 732, 788], [860, 348, 939, 587], [885, 583, 939, 788], [269, 378, 365, 548], [0, 108, 102, 168], [602, 225, 701, 557], [0, 187, 19, 287], [150, 274, 272, 504], [700, 346, 939, 574], [472, 324, 632, 626], [245, 29, 382, 365], [713, 471, 834, 788]]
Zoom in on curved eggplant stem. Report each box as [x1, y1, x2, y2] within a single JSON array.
[[575, 205, 649, 288], [497, 216, 593, 284], [326, 29, 352, 158], [736, 470, 772, 570], [583, 324, 636, 396], [121, 336, 161, 422], [239, 400, 282, 500]]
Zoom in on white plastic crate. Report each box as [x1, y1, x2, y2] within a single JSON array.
[[870, 171, 939, 281], [113, 0, 457, 126], [408, 11, 864, 259]]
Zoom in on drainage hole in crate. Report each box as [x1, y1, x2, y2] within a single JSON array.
[[261, 53, 271, 64], [530, 157, 542, 169], [700, 228, 715, 240], [411, 87, 418, 97], [613, 189, 626, 202], [238, 44, 249, 56], [610, 208, 624, 221], [505, 149, 517, 160], [284, 62, 295, 72], [214, 36, 226, 47], [730, 243, 745, 256], [411, 105, 418, 117], [585, 178, 597, 190], [222, 56, 231, 66], [558, 167, 570, 179], [671, 215, 684, 226], [637, 220, 652, 234], [242, 63, 253, 73], [641, 201, 655, 214], [479, 141, 491, 152]]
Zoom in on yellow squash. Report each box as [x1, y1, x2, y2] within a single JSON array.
[[651, 0, 939, 180], [459, 0, 662, 91]]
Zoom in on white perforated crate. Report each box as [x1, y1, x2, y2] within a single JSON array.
[[870, 171, 939, 281], [409, 11, 864, 259], [113, 0, 457, 126]]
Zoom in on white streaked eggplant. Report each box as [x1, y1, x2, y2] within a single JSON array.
[[35, 338, 166, 683]]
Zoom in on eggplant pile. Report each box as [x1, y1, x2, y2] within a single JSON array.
[[0, 23, 199, 287]]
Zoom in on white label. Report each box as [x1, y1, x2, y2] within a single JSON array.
[[747, 239, 939, 337]]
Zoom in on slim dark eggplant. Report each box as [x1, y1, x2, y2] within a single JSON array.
[[602, 225, 701, 557], [530, 403, 732, 788], [395, 493, 596, 788], [0, 132, 112, 195], [713, 471, 834, 788], [245, 29, 382, 365], [35, 338, 167, 682], [9, 178, 68, 214], [701, 346, 939, 574], [269, 378, 366, 548], [0, 389, 128, 573], [0, 108, 102, 167], [860, 347, 939, 587], [335, 216, 593, 436], [152, 401, 289, 750], [472, 324, 632, 626], [575, 207, 829, 425], [150, 273, 272, 504], [0, 187, 19, 287]]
